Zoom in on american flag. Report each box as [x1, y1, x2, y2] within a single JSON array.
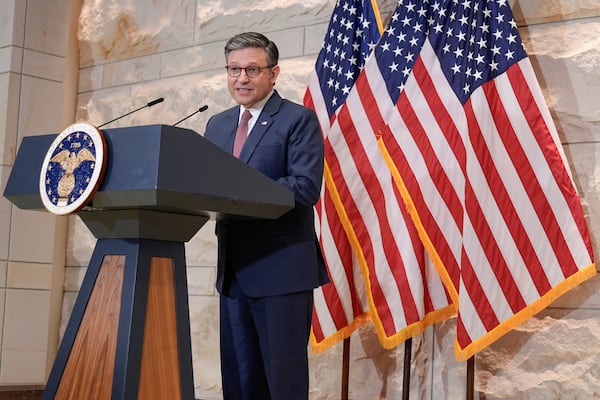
[[305, 0, 454, 353], [355, 0, 595, 360]]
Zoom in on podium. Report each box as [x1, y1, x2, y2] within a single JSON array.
[[3, 125, 294, 400]]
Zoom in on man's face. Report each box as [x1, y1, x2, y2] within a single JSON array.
[[226, 47, 280, 108]]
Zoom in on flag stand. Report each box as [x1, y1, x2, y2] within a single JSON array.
[[342, 338, 350, 400], [466, 356, 475, 400], [402, 338, 412, 400]]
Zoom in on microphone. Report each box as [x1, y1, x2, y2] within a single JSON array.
[[97, 97, 165, 128], [172, 105, 209, 127]]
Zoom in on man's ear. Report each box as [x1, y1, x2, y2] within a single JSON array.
[[270, 64, 281, 84]]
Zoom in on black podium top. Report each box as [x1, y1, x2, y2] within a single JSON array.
[[4, 124, 294, 220]]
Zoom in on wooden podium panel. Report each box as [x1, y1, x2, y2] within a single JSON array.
[[138, 257, 182, 400], [55, 256, 125, 399]]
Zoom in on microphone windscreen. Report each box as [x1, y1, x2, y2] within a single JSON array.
[[147, 97, 164, 107]]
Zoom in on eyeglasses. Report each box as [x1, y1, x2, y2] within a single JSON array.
[[225, 65, 273, 78]]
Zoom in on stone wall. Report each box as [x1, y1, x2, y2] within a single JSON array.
[[2, 0, 600, 399], [0, 0, 78, 386]]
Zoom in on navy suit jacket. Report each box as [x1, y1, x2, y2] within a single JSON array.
[[204, 91, 329, 297]]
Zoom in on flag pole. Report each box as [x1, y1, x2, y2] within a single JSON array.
[[466, 355, 475, 400], [402, 338, 412, 400], [342, 337, 350, 400]]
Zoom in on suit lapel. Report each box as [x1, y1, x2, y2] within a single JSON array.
[[222, 108, 239, 154], [239, 92, 281, 163]]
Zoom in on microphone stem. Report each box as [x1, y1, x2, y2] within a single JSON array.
[[173, 110, 201, 127], [97, 104, 147, 128], [97, 97, 164, 128]]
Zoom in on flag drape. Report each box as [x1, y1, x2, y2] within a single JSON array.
[[306, 0, 454, 353], [342, 0, 595, 360], [307, 0, 595, 360]]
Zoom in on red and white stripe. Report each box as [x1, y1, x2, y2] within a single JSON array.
[[361, 38, 594, 359], [307, 55, 454, 350]]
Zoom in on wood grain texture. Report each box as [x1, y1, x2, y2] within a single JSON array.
[[55, 255, 125, 400], [137, 256, 182, 400]]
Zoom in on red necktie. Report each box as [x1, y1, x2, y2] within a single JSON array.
[[233, 110, 252, 157]]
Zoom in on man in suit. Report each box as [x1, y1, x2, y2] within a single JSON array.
[[203, 32, 329, 400]]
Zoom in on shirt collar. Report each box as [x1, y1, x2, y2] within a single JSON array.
[[239, 90, 274, 119]]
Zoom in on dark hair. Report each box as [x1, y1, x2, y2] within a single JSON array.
[[224, 32, 279, 66]]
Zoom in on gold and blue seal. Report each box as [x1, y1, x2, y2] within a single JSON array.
[[39, 122, 107, 215]]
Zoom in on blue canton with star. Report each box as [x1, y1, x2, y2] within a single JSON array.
[[374, 0, 528, 104], [316, 0, 382, 119]]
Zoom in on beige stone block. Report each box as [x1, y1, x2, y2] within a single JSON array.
[[512, 0, 600, 26], [7, 261, 52, 290], [24, 0, 72, 57], [3, 289, 50, 352], [0, 72, 21, 165], [431, 318, 466, 399], [270, 28, 304, 60], [0, 46, 22, 74], [78, 65, 104, 93], [127, 71, 232, 130], [79, 0, 196, 67], [9, 207, 58, 264], [563, 141, 600, 257], [522, 19, 600, 143], [186, 266, 215, 296], [160, 41, 226, 79], [102, 54, 160, 88], [22, 50, 65, 82], [77, 70, 228, 131], [76, 85, 165, 129], [59, 291, 77, 337], [66, 215, 95, 267], [549, 274, 600, 309], [0, 263, 6, 287], [194, 0, 333, 47], [0, 0, 26, 47], [0, 349, 46, 384], [188, 295, 221, 399], [308, 339, 343, 399], [304, 22, 329, 56], [18, 76, 64, 137], [0, 167, 10, 260], [0, 288, 4, 332], [63, 266, 86, 292], [276, 57, 316, 104], [476, 310, 600, 399], [185, 220, 217, 266]]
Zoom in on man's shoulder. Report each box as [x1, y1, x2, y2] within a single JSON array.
[[271, 95, 316, 117], [210, 105, 238, 120]]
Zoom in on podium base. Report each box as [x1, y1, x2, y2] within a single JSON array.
[[42, 239, 194, 400]]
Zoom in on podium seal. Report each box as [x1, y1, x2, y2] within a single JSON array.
[[39, 122, 107, 215]]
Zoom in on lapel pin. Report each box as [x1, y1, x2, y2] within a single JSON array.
[[261, 121, 268, 126]]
